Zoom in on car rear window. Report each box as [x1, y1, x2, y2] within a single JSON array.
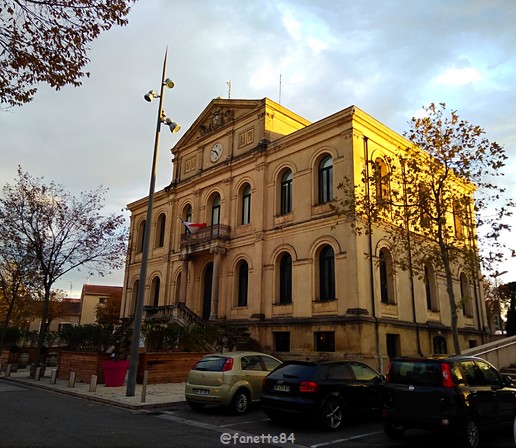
[[193, 356, 229, 372], [268, 362, 318, 379], [388, 361, 441, 386]]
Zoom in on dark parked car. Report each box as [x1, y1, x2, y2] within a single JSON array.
[[261, 360, 385, 430], [382, 356, 516, 448]]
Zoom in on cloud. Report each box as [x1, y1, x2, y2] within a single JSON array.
[[433, 67, 483, 86], [1, 0, 515, 294]]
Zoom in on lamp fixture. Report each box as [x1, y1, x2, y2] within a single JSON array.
[[144, 90, 157, 102], [163, 116, 181, 133]]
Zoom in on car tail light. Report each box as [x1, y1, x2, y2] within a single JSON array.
[[441, 363, 455, 388], [299, 381, 319, 393], [223, 357, 234, 371], [385, 361, 393, 382]]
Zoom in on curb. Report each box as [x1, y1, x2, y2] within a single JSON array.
[[1, 376, 185, 411]]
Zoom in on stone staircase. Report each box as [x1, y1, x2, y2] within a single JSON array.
[[142, 304, 258, 353]]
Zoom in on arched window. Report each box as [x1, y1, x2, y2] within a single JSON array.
[[433, 335, 447, 354], [241, 184, 251, 225], [151, 277, 160, 307], [319, 245, 335, 301], [453, 201, 464, 239], [280, 170, 292, 215], [379, 248, 395, 304], [237, 261, 249, 307], [374, 158, 390, 208], [155, 213, 166, 248], [279, 253, 292, 305], [211, 194, 221, 225], [183, 204, 192, 235], [424, 262, 438, 311], [460, 272, 473, 317], [137, 220, 146, 253], [318, 155, 333, 204]]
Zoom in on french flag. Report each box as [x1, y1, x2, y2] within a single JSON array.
[[183, 221, 207, 234]]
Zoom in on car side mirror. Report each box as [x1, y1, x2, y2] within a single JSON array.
[[503, 375, 514, 387], [373, 375, 386, 384]]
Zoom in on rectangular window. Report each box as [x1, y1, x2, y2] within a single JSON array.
[[315, 331, 335, 352], [274, 332, 290, 352]]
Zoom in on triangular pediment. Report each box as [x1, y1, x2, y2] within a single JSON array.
[[173, 98, 266, 150]]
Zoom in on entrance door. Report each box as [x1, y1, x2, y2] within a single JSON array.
[[203, 263, 213, 320]]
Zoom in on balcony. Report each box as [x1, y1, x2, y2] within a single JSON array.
[[180, 224, 231, 251], [144, 302, 205, 328]]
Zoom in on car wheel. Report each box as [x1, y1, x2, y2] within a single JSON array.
[[187, 402, 205, 411], [458, 418, 480, 448], [383, 420, 405, 439], [319, 397, 344, 431], [230, 390, 250, 415]]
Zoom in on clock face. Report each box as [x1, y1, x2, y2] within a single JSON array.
[[210, 143, 223, 162]]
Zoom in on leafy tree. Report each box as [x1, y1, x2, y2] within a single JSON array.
[[0, 234, 39, 352], [334, 103, 514, 355], [95, 291, 122, 324], [0, 167, 127, 370], [29, 289, 72, 329], [0, 0, 136, 108]]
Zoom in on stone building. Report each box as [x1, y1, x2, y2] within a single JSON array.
[[120, 98, 488, 372]]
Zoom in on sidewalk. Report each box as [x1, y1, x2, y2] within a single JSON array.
[[0, 367, 186, 410]]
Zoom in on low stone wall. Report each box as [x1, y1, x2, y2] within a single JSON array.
[[57, 351, 109, 383], [137, 352, 206, 384]]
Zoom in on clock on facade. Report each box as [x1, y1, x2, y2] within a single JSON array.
[[210, 143, 223, 162]]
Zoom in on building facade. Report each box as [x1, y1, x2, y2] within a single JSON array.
[[120, 98, 488, 372]]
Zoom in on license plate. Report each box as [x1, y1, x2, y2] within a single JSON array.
[[193, 388, 209, 396], [273, 384, 290, 392]]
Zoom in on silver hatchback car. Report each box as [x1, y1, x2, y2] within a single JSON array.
[[185, 351, 281, 414]]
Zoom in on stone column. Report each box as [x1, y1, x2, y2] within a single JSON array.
[[209, 247, 225, 320]]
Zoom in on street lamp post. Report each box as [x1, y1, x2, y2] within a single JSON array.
[[126, 49, 180, 397]]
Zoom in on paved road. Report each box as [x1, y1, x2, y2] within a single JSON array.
[[1, 381, 514, 447]]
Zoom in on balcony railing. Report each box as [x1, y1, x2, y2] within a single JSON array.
[[144, 302, 206, 328], [180, 224, 231, 250]]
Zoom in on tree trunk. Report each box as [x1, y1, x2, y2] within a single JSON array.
[[33, 287, 51, 370], [441, 246, 461, 355]]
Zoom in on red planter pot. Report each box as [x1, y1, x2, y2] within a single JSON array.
[[102, 360, 129, 387]]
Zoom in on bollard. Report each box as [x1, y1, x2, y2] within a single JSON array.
[[141, 370, 148, 403], [50, 369, 57, 385], [35, 367, 41, 381], [89, 375, 98, 392], [68, 371, 76, 388], [6, 364, 11, 377]]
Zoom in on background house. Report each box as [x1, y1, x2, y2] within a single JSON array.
[[79, 285, 123, 325]]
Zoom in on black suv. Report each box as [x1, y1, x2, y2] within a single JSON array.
[[382, 356, 516, 448], [261, 360, 385, 430]]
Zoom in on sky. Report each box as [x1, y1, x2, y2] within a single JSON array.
[[1, 0, 515, 297]]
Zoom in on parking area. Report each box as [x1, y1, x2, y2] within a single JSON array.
[[154, 403, 515, 448]]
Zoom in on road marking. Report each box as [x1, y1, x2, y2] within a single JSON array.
[[221, 418, 271, 427], [157, 412, 309, 448], [310, 431, 381, 447]]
